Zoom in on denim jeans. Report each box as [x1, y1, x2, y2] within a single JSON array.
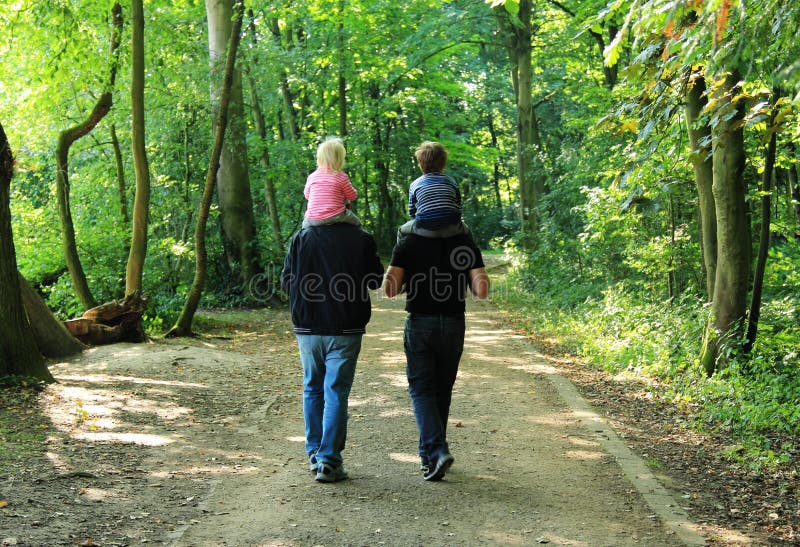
[[296, 334, 363, 467], [403, 314, 465, 463]]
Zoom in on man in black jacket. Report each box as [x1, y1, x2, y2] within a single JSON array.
[[281, 224, 383, 482]]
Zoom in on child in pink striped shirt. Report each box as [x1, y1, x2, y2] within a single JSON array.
[[303, 137, 360, 228]]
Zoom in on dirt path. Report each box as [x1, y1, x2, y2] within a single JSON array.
[[3, 295, 708, 546]]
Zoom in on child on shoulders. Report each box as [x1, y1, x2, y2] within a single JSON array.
[[303, 137, 360, 228], [398, 141, 469, 239]]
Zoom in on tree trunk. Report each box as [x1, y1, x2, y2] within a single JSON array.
[[684, 71, 717, 299], [497, 0, 538, 246], [700, 71, 749, 375], [169, 0, 244, 337], [110, 124, 129, 225], [488, 114, 504, 212], [0, 121, 54, 383], [54, 2, 122, 310], [19, 273, 85, 359], [207, 0, 260, 291], [337, 0, 347, 137], [744, 93, 779, 353], [126, 0, 151, 296], [270, 18, 301, 141], [787, 142, 799, 226], [245, 13, 283, 253]]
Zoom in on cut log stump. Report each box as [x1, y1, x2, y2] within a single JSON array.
[[63, 292, 146, 345]]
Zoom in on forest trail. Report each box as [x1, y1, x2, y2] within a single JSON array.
[[4, 294, 709, 546]]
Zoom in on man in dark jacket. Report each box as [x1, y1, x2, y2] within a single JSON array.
[[281, 224, 383, 482]]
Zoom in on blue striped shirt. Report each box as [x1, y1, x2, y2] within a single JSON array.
[[408, 172, 462, 229]]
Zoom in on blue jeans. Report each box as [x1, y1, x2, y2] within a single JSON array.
[[296, 334, 363, 468], [403, 314, 465, 464]]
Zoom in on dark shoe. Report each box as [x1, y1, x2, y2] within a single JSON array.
[[420, 457, 430, 475], [315, 462, 349, 483], [423, 453, 454, 481], [309, 452, 318, 473]]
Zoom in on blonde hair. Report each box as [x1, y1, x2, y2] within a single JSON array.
[[414, 141, 447, 173], [317, 137, 346, 172]]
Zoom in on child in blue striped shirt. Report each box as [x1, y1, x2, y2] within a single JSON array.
[[398, 141, 469, 239]]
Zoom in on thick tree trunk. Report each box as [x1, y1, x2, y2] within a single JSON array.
[[497, 0, 539, 246], [169, 0, 244, 337], [744, 94, 779, 353], [126, 0, 151, 296], [207, 0, 260, 291], [19, 273, 84, 358], [54, 2, 122, 310], [684, 71, 717, 299], [700, 71, 749, 375], [0, 122, 54, 383]]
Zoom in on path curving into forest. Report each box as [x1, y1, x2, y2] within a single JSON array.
[[5, 293, 713, 546]]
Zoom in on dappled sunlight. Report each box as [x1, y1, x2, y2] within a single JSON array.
[[374, 352, 405, 366], [377, 373, 408, 388], [455, 370, 497, 381], [45, 384, 196, 440], [475, 474, 499, 481], [564, 449, 607, 461], [79, 487, 122, 501], [72, 432, 174, 446], [465, 353, 528, 366], [286, 436, 305, 444], [510, 363, 560, 375], [388, 452, 419, 464], [522, 413, 574, 427], [56, 373, 208, 389], [348, 394, 394, 408], [378, 407, 413, 418]]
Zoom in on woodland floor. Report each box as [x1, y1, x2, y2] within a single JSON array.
[[1, 283, 798, 545]]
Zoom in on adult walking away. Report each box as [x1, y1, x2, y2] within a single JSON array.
[[383, 233, 489, 480], [281, 224, 384, 482]]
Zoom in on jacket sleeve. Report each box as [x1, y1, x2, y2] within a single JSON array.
[[280, 234, 297, 295]]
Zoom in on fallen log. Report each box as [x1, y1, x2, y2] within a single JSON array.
[[64, 292, 146, 345]]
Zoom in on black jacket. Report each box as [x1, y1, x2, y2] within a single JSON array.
[[281, 224, 384, 335]]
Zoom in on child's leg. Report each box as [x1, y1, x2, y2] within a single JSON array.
[[409, 221, 469, 238], [303, 209, 361, 227]]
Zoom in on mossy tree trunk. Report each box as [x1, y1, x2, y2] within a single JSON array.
[[125, 0, 151, 297], [169, 0, 244, 337], [206, 0, 260, 292], [700, 71, 749, 375], [0, 122, 54, 383], [55, 2, 122, 310], [684, 70, 717, 300]]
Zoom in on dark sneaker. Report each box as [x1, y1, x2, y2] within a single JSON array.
[[309, 452, 318, 472], [315, 462, 349, 483], [420, 457, 430, 475], [423, 453, 454, 481]]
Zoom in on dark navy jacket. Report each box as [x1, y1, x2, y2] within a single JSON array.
[[281, 224, 384, 335]]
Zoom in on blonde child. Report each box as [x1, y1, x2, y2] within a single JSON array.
[[303, 137, 360, 228]]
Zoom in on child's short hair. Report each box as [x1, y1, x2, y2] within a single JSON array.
[[317, 137, 346, 171], [414, 141, 447, 173]]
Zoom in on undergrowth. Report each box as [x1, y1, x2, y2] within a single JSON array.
[[492, 260, 800, 471]]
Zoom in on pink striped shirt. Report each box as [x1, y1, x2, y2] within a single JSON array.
[[304, 167, 358, 221]]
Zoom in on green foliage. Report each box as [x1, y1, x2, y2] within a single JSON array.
[[495, 257, 800, 469]]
